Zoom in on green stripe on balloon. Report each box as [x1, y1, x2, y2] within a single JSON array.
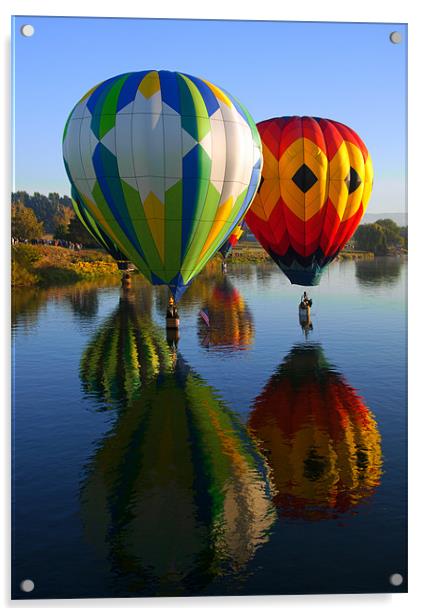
[[90, 180, 152, 281], [180, 181, 221, 281], [120, 179, 164, 277], [164, 180, 183, 281]]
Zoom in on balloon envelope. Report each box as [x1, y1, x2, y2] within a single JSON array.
[[63, 70, 262, 299], [245, 116, 373, 286]]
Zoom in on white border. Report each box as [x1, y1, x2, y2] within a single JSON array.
[[2, 1, 422, 614]]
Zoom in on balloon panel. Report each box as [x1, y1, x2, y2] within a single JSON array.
[[71, 186, 128, 262]]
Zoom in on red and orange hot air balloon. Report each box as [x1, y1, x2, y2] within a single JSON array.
[[245, 116, 373, 285]]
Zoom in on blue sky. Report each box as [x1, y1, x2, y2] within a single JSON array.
[[12, 16, 407, 213]]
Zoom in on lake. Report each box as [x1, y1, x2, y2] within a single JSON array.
[[11, 257, 407, 599]]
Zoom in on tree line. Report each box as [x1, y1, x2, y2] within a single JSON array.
[[12, 191, 407, 256], [12, 191, 94, 245], [352, 219, 407, 255]]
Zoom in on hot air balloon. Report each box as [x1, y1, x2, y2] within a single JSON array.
[[248, 345, 382, 520], [218, 221, 246, 260], [63, 70, 262, 301], [79, 299, 275, 595], [245, 117, 373, 286]]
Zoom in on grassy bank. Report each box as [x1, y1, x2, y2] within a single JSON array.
[[226, 242, 271, 263], [12, 244, 120, 287], [11, 242, 380, 289], [11, 242, 272, 289], [338, 250, 375, 260]]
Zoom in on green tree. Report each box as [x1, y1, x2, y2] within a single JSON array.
[[54, 223, 69, 240], [376, 219, 408, 251], [354, 223, 387, 255], [67, 216, 96, 245], [11, 191, 74, 234], [12, 203, 44, 240]]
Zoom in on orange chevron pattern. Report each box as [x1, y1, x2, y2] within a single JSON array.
[[245, 117, 373, 286]]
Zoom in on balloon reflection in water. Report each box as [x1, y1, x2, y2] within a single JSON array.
[[248, 345, 382, 520], [80, 299, 275, 594], [198, 277, 254, 351], [80, 288, 167, 409]]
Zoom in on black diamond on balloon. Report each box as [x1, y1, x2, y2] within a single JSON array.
[[292, 164, 318, 193], [345, 167, 362, 194]]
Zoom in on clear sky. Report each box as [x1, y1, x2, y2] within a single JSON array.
[[12, 16, 407, 213]]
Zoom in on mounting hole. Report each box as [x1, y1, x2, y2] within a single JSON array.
[[20, 24, 35, 37], [389, 573, 403, 586], [389, 31, 402, 44], [20, 579, 35, 592]]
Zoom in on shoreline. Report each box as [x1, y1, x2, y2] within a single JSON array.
[[12, 242, 405, 289]]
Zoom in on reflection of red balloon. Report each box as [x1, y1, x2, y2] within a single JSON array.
[[245, 116, 373, 286], [198, 278, 254, 350], [248, 345, 382, 520]]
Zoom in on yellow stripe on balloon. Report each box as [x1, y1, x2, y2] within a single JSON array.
[[303, 139, 328, 219], [143, 191, 165, 263], [79, 82, 102, 103], [81, 194, 129, 256], [201, 79, 232, 107], [341, 142, 365, 222], [139, 71, 161, 98], [328, 141, 350, 221], [362, 155, 374, 211], [199, 196, 233, 259]]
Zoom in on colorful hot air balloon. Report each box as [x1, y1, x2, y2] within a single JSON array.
[[63, 70, 263, 300], [248, 345, 382, 520], [245, 116, 373, 286], [218, 221, 245, 260], [71, 186, 130, 268]]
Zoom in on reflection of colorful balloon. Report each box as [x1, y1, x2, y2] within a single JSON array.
[[248, 345, 382, 520], [80, 290, 169, 408], [245, 117, 373, 286], [198, 277, 254, 350], [63, 70, 262, 299], [81, 347, 275, 594]]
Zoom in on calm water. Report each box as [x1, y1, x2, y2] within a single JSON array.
[[12, 257, 407, 599]]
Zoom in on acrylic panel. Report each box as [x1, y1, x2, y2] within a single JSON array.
[[11, 16, 407, 599]]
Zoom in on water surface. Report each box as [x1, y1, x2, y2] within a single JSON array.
[[12, 257, 407, 598]]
